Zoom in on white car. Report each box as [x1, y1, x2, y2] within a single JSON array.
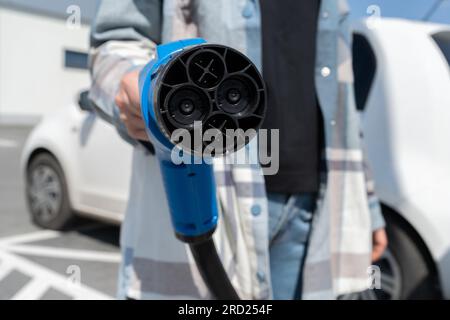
[[352, 18, 450, 300], [21, 18, 450, 300], [21, 92, 133, 228]]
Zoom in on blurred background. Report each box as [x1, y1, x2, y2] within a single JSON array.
[[0, 0, 449, 300]]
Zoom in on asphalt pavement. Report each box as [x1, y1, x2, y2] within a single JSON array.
[[0, 124, 120, 299]]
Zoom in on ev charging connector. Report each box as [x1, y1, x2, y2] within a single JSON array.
[[139, 38, 266, 299]]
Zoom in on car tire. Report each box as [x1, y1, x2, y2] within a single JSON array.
[[384, 211, 442, 299], [26, 152, 75, 230]]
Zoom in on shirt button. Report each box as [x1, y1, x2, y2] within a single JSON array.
[[321, 67, 331, 78], [330, 120, 336, 126], [256, 271, 266, 283], [251, 204, 261, 216], [242, 1, 254, 18], [322, 11, 329, 19]]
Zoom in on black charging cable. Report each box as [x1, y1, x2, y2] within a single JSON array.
[[189, 239, 240, 300]]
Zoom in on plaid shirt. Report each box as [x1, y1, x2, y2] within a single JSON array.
[[89, 0, 385, 299]]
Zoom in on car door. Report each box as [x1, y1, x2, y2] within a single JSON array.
[[75, 110, 133, 221]]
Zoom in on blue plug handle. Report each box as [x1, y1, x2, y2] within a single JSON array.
[[159, 158, 218, 239]]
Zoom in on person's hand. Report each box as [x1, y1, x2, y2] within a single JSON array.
[[372, 228, 388, 262], [115, 69, 149, 141]]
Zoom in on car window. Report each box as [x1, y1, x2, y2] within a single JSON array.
[[432, 32, 450, 68], [352, 33, 377, 112]]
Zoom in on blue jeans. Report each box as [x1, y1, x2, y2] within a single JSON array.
[[268, 192, 317, 300]]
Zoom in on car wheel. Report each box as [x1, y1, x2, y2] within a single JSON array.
[[340, 210, 441, 300], [340, 249, 402, 300], [383, 212, 441, 299], [26, 152, 75, 230]]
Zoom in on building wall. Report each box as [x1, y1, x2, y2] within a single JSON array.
[[0, 7, 91, 123]]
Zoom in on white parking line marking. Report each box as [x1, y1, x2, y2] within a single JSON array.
[[0, 261, 13, 281], [0, 224, 109, 247], [0, 250, 112, 300], [0, 138, 18, 148], [3, 245, 121, 263], [11, 278, 50, 300], [0, 230, 61, 246]]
